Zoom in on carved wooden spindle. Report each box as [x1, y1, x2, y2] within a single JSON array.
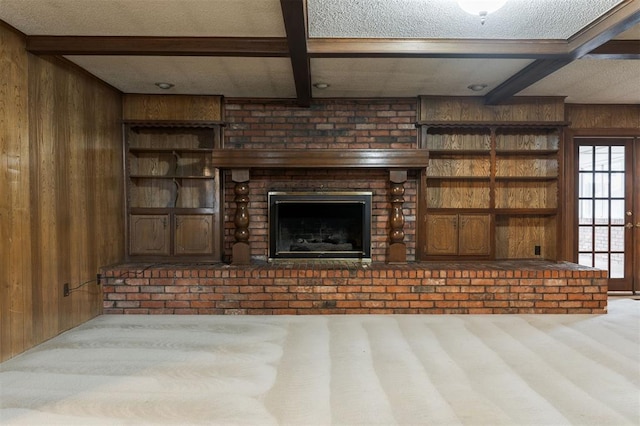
[[388, 170, 407, 263], [232, 169, 251, 264], [234, 182, 250, 243], [390, 182, 405, 244]]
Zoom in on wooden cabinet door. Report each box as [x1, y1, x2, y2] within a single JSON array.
[[459, 214, 491, 256], [174, 214, 215, 255], [129, 214, 170, 255], [425, 214, 458, 255]]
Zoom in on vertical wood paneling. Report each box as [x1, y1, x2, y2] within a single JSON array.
[[29, 58, 58, 342], [29, 55, 125, 337], [1, 22, 124, 362], [566, 104, 640, 129], [0, 23, 33, 361], [123, 95, 222, 121], [96, 83, 124, 277], [495, 216, 557, 259], [419, 96, 565, 122], [65, 72, 82, 332]]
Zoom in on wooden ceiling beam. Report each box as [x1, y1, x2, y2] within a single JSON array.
[[280, 0, 312, 107], [25, 36, 290, 57], [582, 39, 640, 59], [567, 1, 640, 58], [483, 59, 573, 106], [484, 3, 640, 105], [308, 38, 569, 59], [27, 35, 638, 61]]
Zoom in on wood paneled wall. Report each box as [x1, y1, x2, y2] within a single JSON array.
[[566, 104, 640, 129], [1, 23, 124, 362], [419, 96, 565, 122], [1, 23, 32, 362], [123, 94, 223, 121]]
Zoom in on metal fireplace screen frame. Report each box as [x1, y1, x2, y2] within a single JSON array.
[[268, 191, 372, 260]]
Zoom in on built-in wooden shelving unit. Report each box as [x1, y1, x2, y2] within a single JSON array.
[[122, 95, 224, 260], [416, 96, 568, 261]]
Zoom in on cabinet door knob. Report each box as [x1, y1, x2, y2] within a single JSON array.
[[625, 223, 634, 228]]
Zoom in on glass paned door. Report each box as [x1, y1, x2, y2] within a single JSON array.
[[577, 139, 635, 292]]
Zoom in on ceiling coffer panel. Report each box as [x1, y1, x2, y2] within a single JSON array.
[[311, 58, 533, 98], [307, 0, 624, 39], [65, 56, 297, 98], [0, 0, 286, 37], [518, 58, 640, 103]]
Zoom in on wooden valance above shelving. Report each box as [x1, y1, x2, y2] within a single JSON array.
[[210, 149, 430, 169], [415, 121, 570, 129]]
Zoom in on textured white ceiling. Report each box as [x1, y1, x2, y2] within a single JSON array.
[[65, 56, 296, 98], [310, 57, 533, 97], [307, 0, 624, 39], [0, 0, 286, 36], [518, 58, 640, 103]]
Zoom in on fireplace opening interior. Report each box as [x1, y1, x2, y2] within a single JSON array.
[[269, 193, 372, 260]]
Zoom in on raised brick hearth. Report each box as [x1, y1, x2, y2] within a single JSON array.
[[102, 261, 607, 315]]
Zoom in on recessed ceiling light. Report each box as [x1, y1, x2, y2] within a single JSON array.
[[467, 84, 488, 92], [155, 82, 174, 90], [313, 82, 330, 89]]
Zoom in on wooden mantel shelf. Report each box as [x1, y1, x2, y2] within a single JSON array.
[[211, 149, 429, 169]]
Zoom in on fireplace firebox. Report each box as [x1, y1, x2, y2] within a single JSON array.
[[268, 192, 372, 260]]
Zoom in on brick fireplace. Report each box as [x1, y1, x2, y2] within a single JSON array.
[[102, 99, 608, 315], [222, 168, 418, 263], [221, 99, 420, 264]]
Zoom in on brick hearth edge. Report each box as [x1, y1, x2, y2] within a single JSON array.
[[102, 260, 607, 315]]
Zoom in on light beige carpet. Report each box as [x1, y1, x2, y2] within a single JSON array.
[[1, 298, 638, 425]]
